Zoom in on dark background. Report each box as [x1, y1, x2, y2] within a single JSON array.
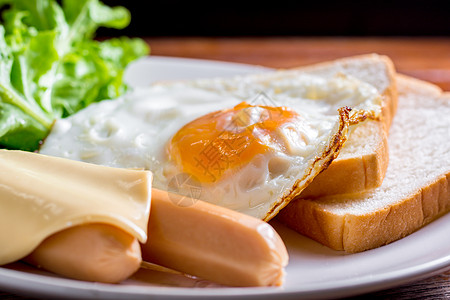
[[99, 0, 450, 37]]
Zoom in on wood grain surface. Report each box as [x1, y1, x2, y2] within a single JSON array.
[[1, 37, 449, 299], [146, 36, 450, 91]]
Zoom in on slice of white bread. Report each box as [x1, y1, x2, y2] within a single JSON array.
[[292, 54, 398, 131], [297, 54, 398, 198], [276, 75, 450, 253]]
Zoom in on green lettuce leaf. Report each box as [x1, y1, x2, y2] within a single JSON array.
[[0, 0, 149, 151]]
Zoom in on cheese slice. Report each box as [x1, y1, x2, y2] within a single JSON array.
[[0, 150, 152, 265]]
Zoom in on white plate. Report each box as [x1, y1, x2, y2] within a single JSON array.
[[1, 56, 449, 299]]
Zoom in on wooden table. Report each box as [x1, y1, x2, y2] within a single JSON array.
[[146, 36, 450, 91], [1, 37, 449, 299]]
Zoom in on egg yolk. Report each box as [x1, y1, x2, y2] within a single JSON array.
[[168, 102, 303, 183]]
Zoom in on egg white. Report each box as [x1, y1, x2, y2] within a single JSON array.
[[40, 72, 381, 220]]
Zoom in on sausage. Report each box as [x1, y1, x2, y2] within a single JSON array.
[[25, 223, 142, 283], [22, 189, 288, 286], [141, 189, 289, 287]]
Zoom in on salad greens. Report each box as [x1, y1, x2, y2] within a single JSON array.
[[0, 0, 149, 151]]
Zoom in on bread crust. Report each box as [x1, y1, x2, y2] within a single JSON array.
[[300, 120, 389, 198], [299, 54, 398, 198], [277, 76, 450, 253], [279, 172, 450, 253]]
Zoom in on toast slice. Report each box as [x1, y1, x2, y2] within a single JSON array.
[[297, 54, 398, 198], [276, 75, 450, 253]]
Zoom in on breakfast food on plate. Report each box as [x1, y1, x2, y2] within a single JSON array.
[[28, 189, 288, 287], [6, 0, 445, 291], [39, 56, 386, 221], [3, 43, 447, 288], [296, 54, 398, 198], [142, 189, 288, 287], [0, 150, 288, 286], [156, 54, 397, 199], [0, 150, 152, 283], [277, 75, 450, 253]]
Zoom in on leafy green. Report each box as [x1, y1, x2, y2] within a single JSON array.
[[0, 0, 149, 151]]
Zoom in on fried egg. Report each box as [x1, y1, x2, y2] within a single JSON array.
[[40, 71, 382, 220]]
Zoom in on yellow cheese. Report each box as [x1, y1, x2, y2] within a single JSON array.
[[0, 150, 152, 265]]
